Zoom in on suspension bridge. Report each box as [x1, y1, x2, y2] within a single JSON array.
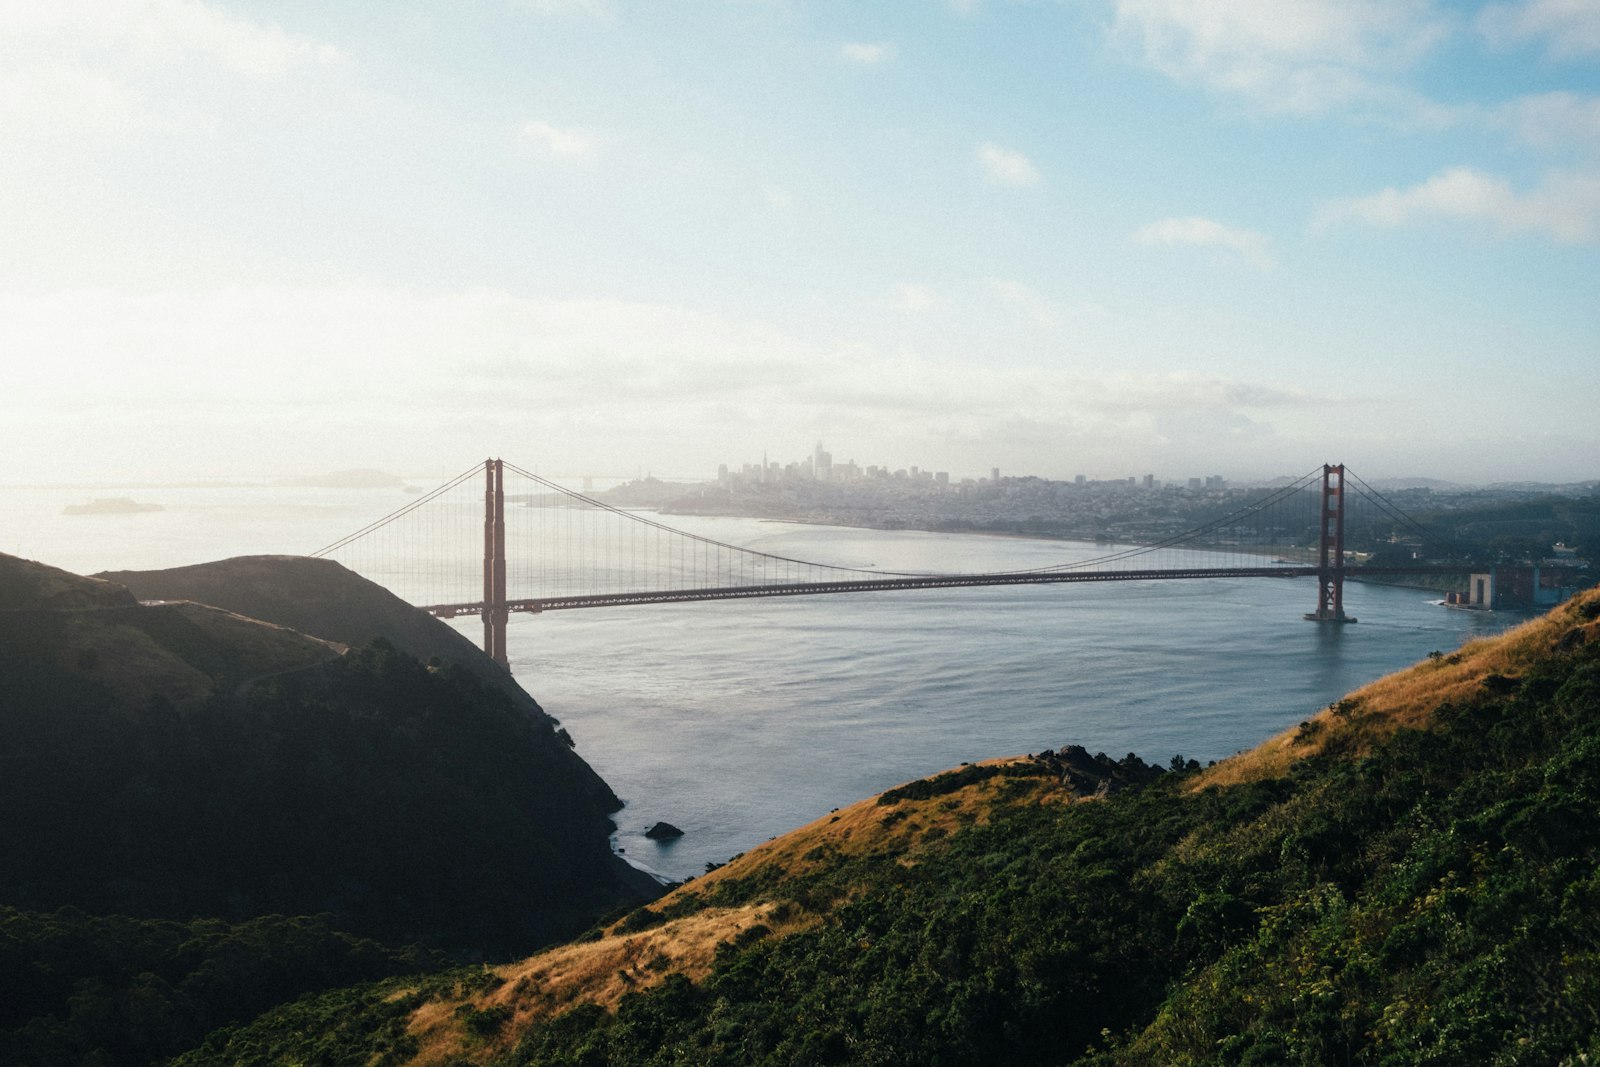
[[312, 459, 1480, 672]]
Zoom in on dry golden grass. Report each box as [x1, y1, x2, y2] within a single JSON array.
[[403, 903, 803, 1065], [1191, 586, 1600, 791], [387, 589, 1600, 1063], [686, 756, 1077, 896], [396, 760, 1074, 1065]]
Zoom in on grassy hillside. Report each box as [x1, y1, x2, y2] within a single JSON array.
[[0, 554, 136, 610], [97, 555, 508, 695], [0, 553, 658, 1066], [100, 554, 624, 815], [182, 583, 1600, 1066]]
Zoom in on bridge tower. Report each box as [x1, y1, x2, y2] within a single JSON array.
[[483, 457, 510, 670], [1306, 462, 1356, 623]]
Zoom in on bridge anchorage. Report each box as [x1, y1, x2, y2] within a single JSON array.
[[315, 457, 1483, 672]]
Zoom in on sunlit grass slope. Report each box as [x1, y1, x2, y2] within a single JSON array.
[[1197, 589, 1600, 790], [179, 583, 1600, 1067]]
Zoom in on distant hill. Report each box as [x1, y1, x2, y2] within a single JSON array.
[[1357, 475, 1463, 490], [0, 554, 137, 610], [99, 554, 624, 814], [183, 583, 1600, 1066], [2, 554, 342, 710], [0, 552, 658, 1066], [98, 555, 491, 677]]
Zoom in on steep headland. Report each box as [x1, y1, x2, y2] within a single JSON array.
[[0, 552, 657, 1067], [97, 555, 499, 688], [180, 583, 1600, 1066], [98, 554, 624, 816]]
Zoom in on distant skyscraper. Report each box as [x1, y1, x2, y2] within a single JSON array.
[[813, 440, 833, 480], [991, 467, 1000, 484]]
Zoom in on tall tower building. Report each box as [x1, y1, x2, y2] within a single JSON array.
[[814, 440, 832, 481]]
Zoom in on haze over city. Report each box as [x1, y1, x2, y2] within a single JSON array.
[[2, 0, 1597, 486]]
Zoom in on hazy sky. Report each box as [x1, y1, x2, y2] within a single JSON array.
[[3, 0, 1597, 485]]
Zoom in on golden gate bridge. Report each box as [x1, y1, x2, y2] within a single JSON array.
[[312, 459, 1475, 671]]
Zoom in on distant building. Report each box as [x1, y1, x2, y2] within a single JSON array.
[[814, 441, 832, 481], [1467, 566, 1588, 610], [991, 467, 1000, 484]]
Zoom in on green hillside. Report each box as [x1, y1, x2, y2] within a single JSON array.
[[179, 584, 1600, 1066], [99, 554, 625, 818], [0, 553, 657, 1067], [97, 555, 527, 707]]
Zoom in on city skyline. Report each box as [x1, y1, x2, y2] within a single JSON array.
[[709, 439, 1225, 490], [1, 1, 1597, 486]]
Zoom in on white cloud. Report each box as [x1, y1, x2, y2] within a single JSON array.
[[1316, 165, 1600, 243], [1108, 0, 1448, 115], [0, 285, 1336, 482], [840, 41, 896, 64], [1083, 374, 1319, 413], [1133, 216, 1276, 268], [890, 283, 939, 312], [989, 280, 1059, 328], [1479, 0, 1600, 58], [976, 143, 1043, 187], [1, 0, 344, 78], [517, 119, 600, 160], [0, 0, 341, 142], [1493, 91, 1600, 150]]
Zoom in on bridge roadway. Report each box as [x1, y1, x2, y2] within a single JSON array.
[[421, 564, 1470, 617]]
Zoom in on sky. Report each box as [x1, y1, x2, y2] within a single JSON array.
[[2, 0, 1597, 486]]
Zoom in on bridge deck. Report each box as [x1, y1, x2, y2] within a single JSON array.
[[421, 565, 1471, 616]]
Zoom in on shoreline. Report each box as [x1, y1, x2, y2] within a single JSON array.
[[621, 503, 1488, 601]]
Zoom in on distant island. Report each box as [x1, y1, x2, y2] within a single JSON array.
[[61, 497, 164, 516]]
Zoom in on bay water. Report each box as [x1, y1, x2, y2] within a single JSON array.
[[8, 484, 1519, 882]]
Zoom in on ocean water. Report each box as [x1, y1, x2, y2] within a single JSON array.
[[8, 485, 1519, 882]]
